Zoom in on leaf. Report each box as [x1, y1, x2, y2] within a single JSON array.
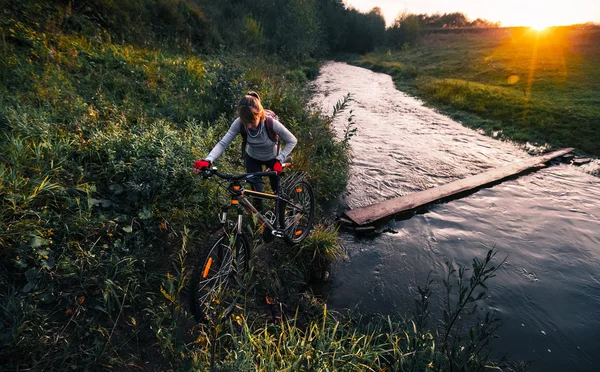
[[25, 268, 38, 282], [470, 326, 478, 341], [23, 282, 35, 293], [122, 225, 133, 233], [14, 258, 27, 269], [109, 183, 124, 195], [231, 313, 244, 326], [160, 286, 175, 303], [265, 296, 276, 305], [29, 235, 48, 248], [138, 206, 153, 220], [41, 257, 55, 270], [38, 292, 55, 303]]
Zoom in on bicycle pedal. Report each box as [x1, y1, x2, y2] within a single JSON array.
[[264, 211, 276, 225], [271, 230, 285, 238]]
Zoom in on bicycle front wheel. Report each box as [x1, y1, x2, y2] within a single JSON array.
[[190, 228, 251, 322], [282, 179, 315, 244]]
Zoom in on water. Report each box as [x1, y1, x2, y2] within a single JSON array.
[[310, 62, 600, 371]]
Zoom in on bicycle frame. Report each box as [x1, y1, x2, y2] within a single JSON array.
[[205, 168, 305, 238]]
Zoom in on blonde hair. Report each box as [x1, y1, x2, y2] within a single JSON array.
[[237, 92, 265, 125]]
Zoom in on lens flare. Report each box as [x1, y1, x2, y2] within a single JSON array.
[[530, 21, 551, 31]]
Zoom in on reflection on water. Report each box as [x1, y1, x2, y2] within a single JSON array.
[[311, 62, 600, 372]]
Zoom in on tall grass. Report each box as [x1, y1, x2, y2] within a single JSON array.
[[0, 7, 350, 369], [101, 241, 508, 371]]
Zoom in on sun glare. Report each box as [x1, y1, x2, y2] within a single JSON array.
[[529, 20, 552, 31], [497, 6, 582, 29], [530, 24, 548, 31]]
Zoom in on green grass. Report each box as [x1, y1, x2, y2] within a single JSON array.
[[0, 11, 352, 369], [351, 26, 600, 156]]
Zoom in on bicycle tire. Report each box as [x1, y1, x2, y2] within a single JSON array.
[[190, 228, 251, 322], [282, 179, 315, 244]]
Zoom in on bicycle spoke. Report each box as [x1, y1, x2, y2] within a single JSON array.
[[196, 250, 232, 302], [193, 235, 247, 312], [280, 178, 314, 244]]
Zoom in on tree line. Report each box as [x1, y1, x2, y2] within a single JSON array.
[[6, 0, 499, 60], [386, 11, 500, 48], [192, 0, 387, 58], [195, 1, 499, 57], [194, 1, 499, 56]]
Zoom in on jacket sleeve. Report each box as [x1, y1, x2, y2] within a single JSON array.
[[206, 119, 241, 162], [272, 119, 297, 161]]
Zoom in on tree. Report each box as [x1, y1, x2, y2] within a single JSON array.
[[317, 0, 347, 54], [439, 12, 469, 28], [365, 7, 386, 49], [272, 0, 322, 60], [342, 6, 385, 53], [386, 11, 422, 48]]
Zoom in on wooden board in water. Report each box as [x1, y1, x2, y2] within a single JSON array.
[[344, 148, 574, 226]]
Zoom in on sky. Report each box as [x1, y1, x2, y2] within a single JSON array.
[[344, 0, 600, 27]]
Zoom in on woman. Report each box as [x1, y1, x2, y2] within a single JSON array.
[[194, 91, 297, 213]]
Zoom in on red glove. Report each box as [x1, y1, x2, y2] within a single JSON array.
[[193, 159, 211, 172], [272, 161, 283, 174]]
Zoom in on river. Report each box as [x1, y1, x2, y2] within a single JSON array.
[[310, 61, 600, 372]]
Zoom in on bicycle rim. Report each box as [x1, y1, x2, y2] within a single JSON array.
[[191, 229, 250, 321], [283, 179, 315, 244]]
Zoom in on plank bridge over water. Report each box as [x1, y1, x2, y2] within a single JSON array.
[[342, 148, 574, 228]]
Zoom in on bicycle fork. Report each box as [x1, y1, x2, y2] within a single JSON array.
[[219, 206, 244, 235]]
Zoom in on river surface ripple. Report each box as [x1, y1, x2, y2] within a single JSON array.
[[310, 61, 600, 372]]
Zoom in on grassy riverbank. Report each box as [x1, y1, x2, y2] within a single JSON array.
[[351, 26, 600, 156]]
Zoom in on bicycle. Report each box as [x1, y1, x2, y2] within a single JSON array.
[[190, 157, 315, 321]]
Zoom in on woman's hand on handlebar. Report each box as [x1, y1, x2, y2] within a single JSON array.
[[272, 161, 283, 175], [193, 159, 211, 174]]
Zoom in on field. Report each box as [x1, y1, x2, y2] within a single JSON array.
[[353, 26, 600, 156]]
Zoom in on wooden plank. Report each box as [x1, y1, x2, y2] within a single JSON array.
[[344, 148, 574, 226]]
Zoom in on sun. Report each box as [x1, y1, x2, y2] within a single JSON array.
[[529, 20, 552, 31]]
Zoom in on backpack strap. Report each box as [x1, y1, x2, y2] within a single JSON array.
[[239, 120, 247, 160], [265, 116, 281, 157], [264, 116, 279, 143]]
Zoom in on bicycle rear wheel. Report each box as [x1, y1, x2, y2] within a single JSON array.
[[190, 228, 251, 322], [282, 179, 315, 244]]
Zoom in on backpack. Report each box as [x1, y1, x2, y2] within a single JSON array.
[[239, 109, 280, 159]]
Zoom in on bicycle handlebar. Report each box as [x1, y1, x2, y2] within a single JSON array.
[[197, 156, 292, 181], [200, 168, 277, 181]]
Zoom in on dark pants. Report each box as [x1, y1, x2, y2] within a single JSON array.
[[244, 153, 279, 212]]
